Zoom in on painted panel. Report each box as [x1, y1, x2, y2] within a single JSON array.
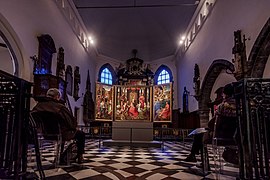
[[153, 83, 172, 122], [95, 82, 113, 121], [115, 85, 152, 121]]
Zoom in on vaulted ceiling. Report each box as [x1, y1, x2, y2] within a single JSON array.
[[72, 0, 199, 61]]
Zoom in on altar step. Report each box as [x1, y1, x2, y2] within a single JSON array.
[[103, 140, 162, 148]]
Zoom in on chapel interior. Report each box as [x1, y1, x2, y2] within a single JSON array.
[[0, 0, 270, 179]]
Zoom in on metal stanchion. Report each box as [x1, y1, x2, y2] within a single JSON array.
[[98, 126, 101, 149], [130, 128, 133, 149], [161, 128, 164, 151]]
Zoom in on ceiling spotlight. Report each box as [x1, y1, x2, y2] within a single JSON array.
[[181, 36, 186, 40], [88, 36, 95, 45], [179, 40, 184, 45]]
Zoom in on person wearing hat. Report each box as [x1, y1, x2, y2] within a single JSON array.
[[32, 88, 85, 164], [184, 83, 238, 164]]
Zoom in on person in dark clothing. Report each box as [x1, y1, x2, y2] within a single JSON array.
[[184, 83, 238, 164], [32, 88, 85, 164]]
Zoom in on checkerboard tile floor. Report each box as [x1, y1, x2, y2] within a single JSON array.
[[27, 140, 239, 179]]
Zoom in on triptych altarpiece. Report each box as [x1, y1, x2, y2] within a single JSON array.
[[95, 82, 172, 122]]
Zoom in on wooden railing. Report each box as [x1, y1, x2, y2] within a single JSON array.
[[78, 125, 193, 142]]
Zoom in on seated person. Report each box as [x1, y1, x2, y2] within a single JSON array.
[[32, 88, 85, 164], [184, 83, 238, 164]]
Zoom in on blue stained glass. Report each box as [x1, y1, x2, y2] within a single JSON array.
[[157, 69, 170, 85], [100, 67, 113, 85]]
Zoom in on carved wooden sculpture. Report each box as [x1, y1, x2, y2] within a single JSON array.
[[193, 63, 200, 100], [56, 47, 65, 79], [73, 66, 81, 101], [183, 86, 189, 113], [116, 49, 154, 85], [232, 30, 248, 80], [82, 70, 95, 125], [35, 34, 56, 74], [65, 65, 73, 96]]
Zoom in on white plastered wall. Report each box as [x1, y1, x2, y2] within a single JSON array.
[[0, 0, 96, 125], [177, 0, 270, 112]]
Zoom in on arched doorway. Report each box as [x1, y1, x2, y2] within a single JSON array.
[[248, 17, 270, 78], [198, 59, 235, 127], [0, 32, 16, 75], [0, 13, 29, 79]]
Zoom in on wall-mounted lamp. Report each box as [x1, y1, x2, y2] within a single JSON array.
[[179, 35, 186, 45], [88, 36, 95, 45]]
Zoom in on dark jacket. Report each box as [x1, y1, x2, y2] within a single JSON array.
[[32, 97, 77, 141], [207, 96, 237, 140]]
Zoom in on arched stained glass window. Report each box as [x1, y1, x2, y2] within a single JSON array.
[[157, 69, 170, 84], [154, 65, 173, 85], [100, 68, 112, 85]]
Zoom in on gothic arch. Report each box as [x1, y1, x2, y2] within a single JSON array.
[[248, 17, 270, 78], [198, 59, 235, 127], [98, 63, 117, 84], [154, 65, 173, 84]]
